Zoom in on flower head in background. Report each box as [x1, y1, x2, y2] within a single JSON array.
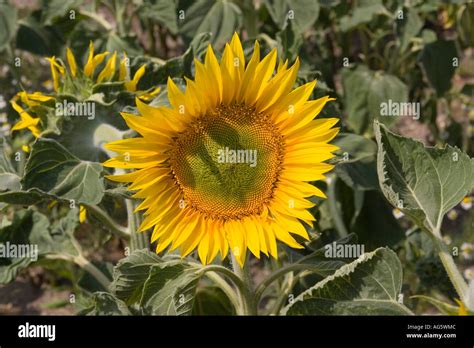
[[10, 42, 159, 138], [104, 33, 339, 265]]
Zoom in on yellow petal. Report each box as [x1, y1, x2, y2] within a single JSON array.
[[66, 48, 77, 77], [119, 52, 128, 81], [84, 41, 95, 77], [97, 51, 117, 83], [125, 65, 145, 92], [79, 205, 87, 223]]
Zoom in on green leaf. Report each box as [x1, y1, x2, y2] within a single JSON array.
[[111, 250, 202, 315], [22, 138, 105, 205], [264, 0, 320, 32], [138, 0, 178, 34], [342, 65, 408, 135], [283, 248, 413, 315], [352, 190, 405, 250], [179, 0, 242, 48], [333, 133, 378, 191], [83, 292, 131, 315], [111, 249, 163, 303], [105, 33, 142, 56], [41, 208, 81, 257], [339, 3, 388, 32], [0, 3, 17, 51], [0, 190, 44, 205], [457, 4, 474, 47], [397, 8, 423, 52], [192, 286, 236, 315], [0, 210, 48, 283], [131, 33, 211, 91], [40, 0, 83, 25], [0, 138, 20, 191], [16, 16, 60, 56], [276, 19, 303, 62], [374, 121, 474, 234], [418, 40, 458, 96], [0, 208, 80, 283], [139, 262, 200, 315]]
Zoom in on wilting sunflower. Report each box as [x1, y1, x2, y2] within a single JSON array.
[[10, 42, 159, 137], [104, 33, 339, 266]]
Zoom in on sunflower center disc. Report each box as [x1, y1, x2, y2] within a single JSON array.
[[170, 104, 284, 220]]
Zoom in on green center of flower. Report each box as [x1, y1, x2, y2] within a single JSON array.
[[170, 104, 284, 220]]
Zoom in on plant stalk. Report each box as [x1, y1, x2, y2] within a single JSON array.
[[231, 253, 258, 315], [73, 254, 111, 290], [431, 232, 468, 304], [86, 204, 130, 240], [126, 198, 148, 251]]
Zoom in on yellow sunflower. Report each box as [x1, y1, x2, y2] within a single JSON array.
[[11, 42, 159, 137], [104, 33, 339, 266]]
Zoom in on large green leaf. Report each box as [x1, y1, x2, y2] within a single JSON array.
[[264, 0, 320, 32], [0, 207, 81, 283], [139, 262, 200, 315], [0, 3, 17, 51], [138, 0, 178, 34], [82, 292, 131, 315], [179, 0, 242, 48], [374, 121, 474, 234], [40, 0, 83, 25], [16, 16, 60, 56], [418, 40, 458, 96], [339, 2, 389, 32], [276, 19, 303, 62], [22, 138, 105, 205], [111, 249, 163, 303], [111, 250, 203, 315], [0, 210, 49, 284], [342, 65, 408, 135], [283, 248, 412, 315]]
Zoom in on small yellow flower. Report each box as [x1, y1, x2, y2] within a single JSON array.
[[21, 145, 30, 153]]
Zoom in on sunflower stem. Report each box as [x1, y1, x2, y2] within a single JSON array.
[[231, 254, 258, 315], [127, 199, 148, 251], [430, 231, 468, 305]]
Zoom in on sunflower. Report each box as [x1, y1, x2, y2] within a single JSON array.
[[10, 42, 159, 137], [104, 33, 339, 266]]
